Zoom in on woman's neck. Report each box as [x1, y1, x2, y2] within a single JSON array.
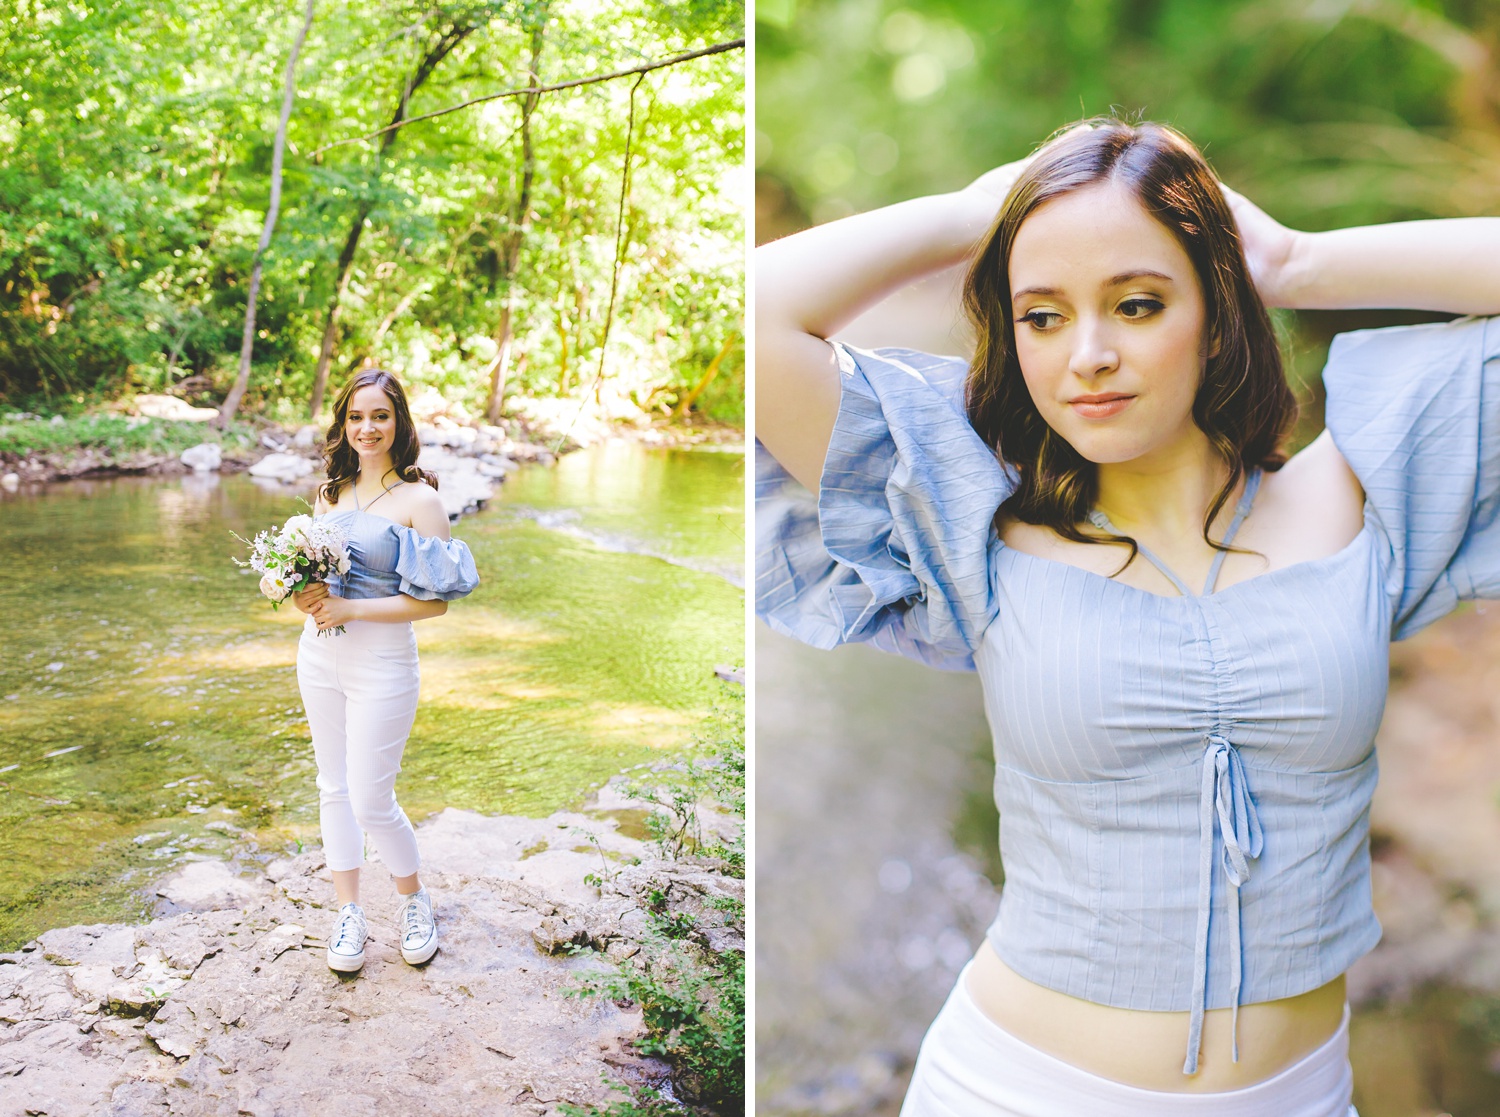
[[1093, 438, 1235, 540], [356, 458, 396, 488]]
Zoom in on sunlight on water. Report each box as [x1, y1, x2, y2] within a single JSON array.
[[0, 443, 743, 949]]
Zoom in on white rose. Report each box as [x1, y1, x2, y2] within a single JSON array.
[[259, 574, 288, 602]]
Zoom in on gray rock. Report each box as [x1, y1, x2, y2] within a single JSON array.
[[155, 861, 267, 913], [476, 454, 514, 479], [0, 800, 739, 1116], [246, 453, 315, 484], [133, 395, 218, 423], [177, 443, 221, 473], [416, 447, 495, 519]]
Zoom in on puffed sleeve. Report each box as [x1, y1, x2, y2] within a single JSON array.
[[755, 344, 1016, 670], [394, 528, 481, 601], [1323, 314, 1500, 639]]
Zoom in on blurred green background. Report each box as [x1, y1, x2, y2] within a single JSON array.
[[758, 0, 1500, 233], [757, 0, 1500, 431]]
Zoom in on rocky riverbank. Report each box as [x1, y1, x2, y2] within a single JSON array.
[[0, 393, 743, 511], [0, 785, 744, 1117]]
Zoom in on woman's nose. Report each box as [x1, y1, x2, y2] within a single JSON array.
[[1068, 319, 1120, 379]]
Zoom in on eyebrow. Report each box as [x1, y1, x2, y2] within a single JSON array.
[[1012, 270, 1177, 303]]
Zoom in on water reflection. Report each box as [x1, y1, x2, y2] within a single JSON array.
[[502, 441, 746, 585], [0, 444, 743, 950]]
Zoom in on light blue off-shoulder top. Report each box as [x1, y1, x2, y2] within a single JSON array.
[[756, 315, 1500, 1075], [317, 504, 480, 602]]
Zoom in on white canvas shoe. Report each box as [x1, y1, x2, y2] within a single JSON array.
[[398, 888, 438, 965], [326, 902, 367, 973]]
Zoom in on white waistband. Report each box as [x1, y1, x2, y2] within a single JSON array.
[[300, 615, 416, 650], [900, 964, 1355, 1117]]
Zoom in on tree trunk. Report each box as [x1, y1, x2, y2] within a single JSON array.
[[672, 333, 736, 419], [217, 0, 314, 427], [307, 22, 475, 418], [554, 293, 570, 394], [484, 16, 546, 425]]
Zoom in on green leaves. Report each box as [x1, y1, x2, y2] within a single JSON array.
[[1, 0, 744, 425]]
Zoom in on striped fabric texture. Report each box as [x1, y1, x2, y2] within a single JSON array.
[[319, 509, 480, 602], [754, 316, 1500, 1074]]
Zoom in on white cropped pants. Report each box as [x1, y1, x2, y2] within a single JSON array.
[[901, 964, 1358, 1117], [296, 617, 422, 877]]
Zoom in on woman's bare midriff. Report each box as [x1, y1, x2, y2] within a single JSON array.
[[965, 940, 1347, 1092]]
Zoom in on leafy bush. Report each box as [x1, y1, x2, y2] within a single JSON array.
[[564, 689, 745, 1116], [0, 413, 256, 458]]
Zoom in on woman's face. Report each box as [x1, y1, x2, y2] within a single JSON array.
[[344, 384, 399, 465], [1008, 180, 1211, 468]]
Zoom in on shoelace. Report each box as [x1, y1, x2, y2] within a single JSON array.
[[401, 897, 432, 941], [331, 910, 364, 952]]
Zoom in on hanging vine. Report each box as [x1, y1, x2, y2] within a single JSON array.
[[555, 69, 646, 452]]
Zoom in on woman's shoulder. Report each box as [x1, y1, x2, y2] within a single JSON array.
[[383, 476, 450, 538], [394, 477, 444, 515]]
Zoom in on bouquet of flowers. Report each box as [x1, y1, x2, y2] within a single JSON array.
[[234, 514, 351, 636]]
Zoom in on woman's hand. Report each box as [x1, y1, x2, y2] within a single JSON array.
[[958, 156, 1033, 210], [1221, 184, 1302, 308], [308, 592, 359, 631], [956, 125, 1095, 214], [292, 581, 329, 615]]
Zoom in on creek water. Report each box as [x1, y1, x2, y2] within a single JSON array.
[[756, 622, 1500, 1116], [0, 441, 744, 951]]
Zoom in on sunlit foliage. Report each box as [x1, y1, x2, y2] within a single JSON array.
[[0, 0, 744, 422]]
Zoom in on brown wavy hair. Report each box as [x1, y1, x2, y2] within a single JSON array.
[[319, 368, 438, 505], [963, 118, 1296, 566]]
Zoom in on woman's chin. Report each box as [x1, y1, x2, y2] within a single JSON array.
[[1058, 432, 1151, 466]]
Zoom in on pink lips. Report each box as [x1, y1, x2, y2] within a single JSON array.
[[1069, 393, 1133, 419]]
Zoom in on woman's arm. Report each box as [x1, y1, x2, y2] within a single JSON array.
[[311, 594, 448, 628], [1226, 188, 1500, 313], [306, 485, 455, 629], [757, 165, 1024, 490]]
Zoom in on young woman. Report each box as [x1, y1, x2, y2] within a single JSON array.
[[756, 119, 1500, 1115], [293, 368, 479, 975]]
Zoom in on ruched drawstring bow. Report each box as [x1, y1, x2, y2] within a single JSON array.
[[1184, 732, 1264, 1075]]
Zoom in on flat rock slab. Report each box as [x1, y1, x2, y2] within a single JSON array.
[[0, 801, 704, 1117]]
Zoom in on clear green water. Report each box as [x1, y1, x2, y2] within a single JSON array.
[[0, 442, 744, 950], [500, 440, 746, 586]]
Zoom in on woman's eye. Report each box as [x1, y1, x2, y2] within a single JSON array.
[[1020, 310, 1061, 330], [1119, 297, 1164, 319]]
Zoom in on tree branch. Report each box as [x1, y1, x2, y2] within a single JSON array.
[[310, 38, 743, 156]]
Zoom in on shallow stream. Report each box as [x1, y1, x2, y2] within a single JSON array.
[[0, 441, 744, 950]]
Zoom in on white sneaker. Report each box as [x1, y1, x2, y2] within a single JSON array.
[[398, 888, 438, 965], [326, 902, 367, 973]]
